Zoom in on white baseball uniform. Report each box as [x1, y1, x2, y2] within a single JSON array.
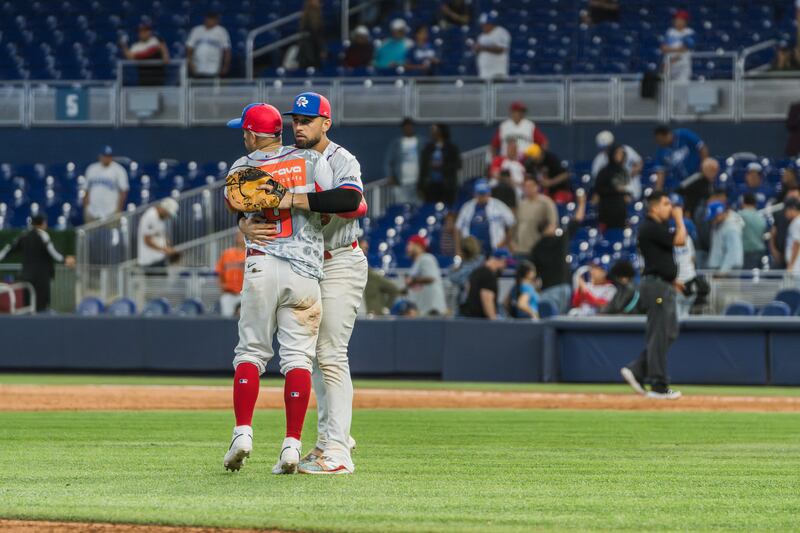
[[84, 161, 129, 220], [226, 145, 335, 377], [311, 141, 367, 471]]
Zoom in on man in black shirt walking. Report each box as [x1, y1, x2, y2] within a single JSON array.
[[460, 248, 510, 319], [621, 191, 685, 400], [0, 215, 75, 312]]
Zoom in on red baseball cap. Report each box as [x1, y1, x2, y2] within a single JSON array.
[[674, 9, 690, 21], [227, 103, 283, 136], [510, 101, 527, 112], [407, 235, 428, 250]]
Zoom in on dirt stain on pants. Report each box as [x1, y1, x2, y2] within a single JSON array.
[[293, 298, 322, 335]]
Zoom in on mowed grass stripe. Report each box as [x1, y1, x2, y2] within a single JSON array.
[[2, 373, 800, 397], [0, 409, 798, 532]]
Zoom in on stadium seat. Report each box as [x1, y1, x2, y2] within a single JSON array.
[[773, 289, 800, 315], [177, 298, 204, 316], [759, 301, 791, 317], [75, 296, 104, 315], [724, 302, 755, 316], [106, 297, 136, 316], [142, 297, 171, 316], [538, 299, 558, 319]]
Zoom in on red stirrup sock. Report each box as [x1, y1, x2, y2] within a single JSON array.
[[284, 368, 312, 440], [233, 362, 260, 426]]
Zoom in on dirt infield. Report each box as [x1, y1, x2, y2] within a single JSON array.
[[0, 520, 278, 533], [1, 384, 799, 412]]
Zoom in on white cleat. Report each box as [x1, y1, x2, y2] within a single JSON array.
[[646, 389, 683, 400], [223, 426, 253, 472], [620, 368, 646, 395], [298, 456, 353, 475], [272, 437, 301, 475]]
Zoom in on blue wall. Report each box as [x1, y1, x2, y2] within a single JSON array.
[[1, 315, 799, 385], [0, 120, 788, 184]]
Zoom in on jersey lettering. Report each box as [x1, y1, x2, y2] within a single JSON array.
[[258, 159, 307, 189], [262, 208, 293, 238]]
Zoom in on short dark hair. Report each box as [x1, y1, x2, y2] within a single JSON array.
[[646, 190, 669, 205], [401, 117, 414, 127], [31, 214, 46, 226], [742, 192, 757, 206], [609, 259, 636, 281], [436, 123, 451, 141], [653, 125, 671, 136]]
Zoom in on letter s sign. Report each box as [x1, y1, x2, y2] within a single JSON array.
[[56, 88, 88, 121], [66, 94, 79, 117]]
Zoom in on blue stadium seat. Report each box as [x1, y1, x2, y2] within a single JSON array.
[[177, 298, 204, 316], [106, 297, 136, 316], [538, 299, 558, 319], [773, 289, 800, 315], [75, 296, 104, 315], [142, 297, 171, 316], [724, 302, 755, 316], [759, 301, 791, 317]]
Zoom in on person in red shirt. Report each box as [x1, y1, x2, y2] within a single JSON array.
[[216, 232, 246, 317], [570, 259, 617, 315], [119, 22, 171, 86], [490, 102, 549, 156]]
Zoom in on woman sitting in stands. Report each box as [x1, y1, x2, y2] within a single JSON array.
[[505, 260, 540, 319]]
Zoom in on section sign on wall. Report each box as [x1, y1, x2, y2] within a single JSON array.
[[55, 87, 89, 121]]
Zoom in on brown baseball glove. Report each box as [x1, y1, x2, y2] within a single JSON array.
[[225, 167, 287, 212]]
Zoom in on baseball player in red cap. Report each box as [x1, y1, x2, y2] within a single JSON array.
[[239, 92, 367, 474], [661, 10, 694, 81], [222, 102, 362, 475]]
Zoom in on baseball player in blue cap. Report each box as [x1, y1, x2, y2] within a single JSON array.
[[238, 92, 367, 474]]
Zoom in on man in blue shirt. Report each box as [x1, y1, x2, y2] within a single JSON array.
[[405, 26, 439, 75], [374, 19, 411, 70], [736, 162, 774, 209], [653, 125, 709, 191]]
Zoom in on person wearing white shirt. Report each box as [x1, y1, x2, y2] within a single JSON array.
[[137, 198, 179, 268], [661, 10, 695, 82], [474, 11, 510, 80], [186, 12, 231, 78], [591, 131, 643, 199], [83, 145, 129, 223], [784, 199, 800, 277], [455, 179, 515, 256]]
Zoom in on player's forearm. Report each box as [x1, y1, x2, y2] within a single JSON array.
[[299, 188, 362, 213]]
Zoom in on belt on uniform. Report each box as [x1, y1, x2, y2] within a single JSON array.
[[246, 248, 266, 257], [324, 241, 358, 260]]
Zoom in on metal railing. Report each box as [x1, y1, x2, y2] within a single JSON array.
[[699, 269, 799, 315], [0, 281, 35, 315]]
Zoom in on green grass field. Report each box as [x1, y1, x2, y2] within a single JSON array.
[[1, 407, 799, 531]]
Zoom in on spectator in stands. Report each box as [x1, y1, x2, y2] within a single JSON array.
[[524, 143, 572, 204], [531, 189, 587, 313], [770, 188, 800, 268], [216, 232, 245, 317], [0, 215, 75, 312], [588, 0, 620, 24], [439, 212, 458, 257], [512, 177, 558, 259], [693, 188, 728, 269], [440, 0, 471, 27], [661, 10, 695, 82], [491, 170, 517, 210], [491, 102, 549, 156], [678, 157, 719, 219], [593, 143, 629, 230], [120, 22, 170, 86], [739, 162, 772, 209], [359, 239, 400, 315], [771, 41, 800, 71], [404, 235, 447, 316], [474, 11, 510, 80], [777, 167, 799, 202], [374, 18, 411, 70], [449, 235, 483, 312], [405, 26, 439, 75], [489, 140, 525, 190], [384, 118, 419, 204], [505, 260, 539, 319], [298, 0, 327, 69], [343, 26, 374, 69], [418, 124, 461, 205], [591, 131, 642, 199], [653, 125, 709, 191], [784, 198, 800, 275], [460, 247, 510, 319], [670, 194, 699, 317], [137, 198, 179, 269], [570, 259, 617, 316], [83, 145, 129, 223], [739, 193, 768, 270], [706, 201, 744, 272], [786, 101, 800, 156], [600, 260, 639, 315], [455, 179, 515, 256], [186, 12, 231, 78]]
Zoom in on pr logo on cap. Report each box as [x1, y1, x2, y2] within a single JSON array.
[[296, 96, 308, 108]]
